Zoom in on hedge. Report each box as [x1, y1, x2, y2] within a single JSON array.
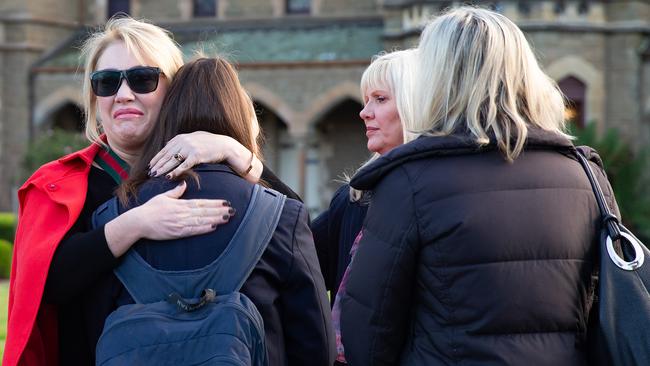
[[21, 128, 89, 184], [0, 213, 15, 243], [0, 239, 11, 279], [571, 124, 650, 242]]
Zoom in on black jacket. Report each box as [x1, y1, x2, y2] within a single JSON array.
[[312, 184, 368, 302], [341, 130, 616, 366], [120, 164, 335, 366]]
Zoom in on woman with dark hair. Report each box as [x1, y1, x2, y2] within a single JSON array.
[[114, 56, 335, 366]]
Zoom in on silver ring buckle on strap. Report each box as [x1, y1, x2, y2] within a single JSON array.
[[606, 231, 645, 271]]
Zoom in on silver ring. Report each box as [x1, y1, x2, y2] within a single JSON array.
[[606, 231, 645, 271], [173, 153, 185, 162]]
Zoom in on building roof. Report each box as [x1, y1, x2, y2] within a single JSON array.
[[36, 17, 384, 70]]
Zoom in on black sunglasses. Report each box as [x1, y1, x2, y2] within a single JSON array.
[[90, 66, 163, 97]]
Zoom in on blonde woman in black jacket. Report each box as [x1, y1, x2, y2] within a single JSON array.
[[340, 7, 617, 366]]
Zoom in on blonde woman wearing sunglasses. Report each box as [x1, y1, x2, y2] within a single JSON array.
[[4, 17, 298, 366]]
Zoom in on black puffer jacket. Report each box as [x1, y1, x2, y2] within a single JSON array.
[[341, 129, 617, 366]]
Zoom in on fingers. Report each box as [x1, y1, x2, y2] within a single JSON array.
[[188, 199, 232, 209], [149, 149, 167, 171], [150, 132, 237, 178], [152, 153, 185, 178], [165, 155, 197, 180], [149, 153, 173, 177], [149, 136, 177, 172], [182, 212, 231, 236], [161, 200, 235, 238], [150, 149, 185, 177], [178, 199, 234, 226], [140, 196, 235, 240], [186, 205, 234, 225], [149, 135, 186, 176]]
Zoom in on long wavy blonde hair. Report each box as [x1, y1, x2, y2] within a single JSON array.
[[414, 7, 569, 161], [80, 16, 185, 145]]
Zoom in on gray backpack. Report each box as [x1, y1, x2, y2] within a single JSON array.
[[92, 185, 285, 366]]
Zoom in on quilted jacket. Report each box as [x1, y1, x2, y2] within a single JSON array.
[[341, 129, 616, 366]]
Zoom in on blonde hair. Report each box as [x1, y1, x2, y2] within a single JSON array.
[[80, 16, 185, 145], [415, 7, 569, 161], [349, 48, 418, 201]]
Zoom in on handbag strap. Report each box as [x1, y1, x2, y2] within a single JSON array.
[[575, 150, 621, 241], [575, 148, 646, 271]]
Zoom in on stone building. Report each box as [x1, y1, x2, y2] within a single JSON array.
[[1, 0, 649, 214]]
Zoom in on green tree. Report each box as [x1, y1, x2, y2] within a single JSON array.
[[0, 213, 15, 243], [21, 129, 89, 184], [570, 123, 650, 242], [0, 239, 11, 278]]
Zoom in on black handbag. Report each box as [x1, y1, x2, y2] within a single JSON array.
[[576, 149, 650, 366]]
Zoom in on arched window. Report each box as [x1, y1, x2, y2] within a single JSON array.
[[108, 0, 130, 18], [194, 0, 217, 17], [558, 76, 587, 128], [51, 103, 85, 132], [438, 1, 453, 12], [518, 0, 531, 15], [313, 99, 366, 212], [578, 0, 590, 14], [286, 0, 310, 14]]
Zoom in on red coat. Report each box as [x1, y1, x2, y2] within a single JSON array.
[[3, 142, 101, 366]]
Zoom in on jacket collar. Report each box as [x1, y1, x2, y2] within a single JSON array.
[[192, 163, 241, 177], [350, 128, 576, 190], [57, 140, 102, 166], [19, 137, 104, 198]]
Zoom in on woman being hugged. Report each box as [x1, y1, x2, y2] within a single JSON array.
[[115, 56, 334, 365], [4, 17, 295, 366], [340, 7, 616, 365]]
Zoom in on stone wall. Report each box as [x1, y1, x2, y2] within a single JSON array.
[[319, 0, 378, 16], [605, 32, 646, 144], [2, 0, 649, 211], [528, 31, 607, 130], [384, 0, 650, 151], [0, 0, 83, 209]]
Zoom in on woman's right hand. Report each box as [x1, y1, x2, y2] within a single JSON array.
[[148, 131, 263, 183], [104, 181, 234, 257]]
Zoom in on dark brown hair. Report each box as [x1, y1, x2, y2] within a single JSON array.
[[117, 56, 260, 205]]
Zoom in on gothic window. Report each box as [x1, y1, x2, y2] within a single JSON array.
[[438, 1, 453, 12], [518, 0, 531, 15], [52, 103, 84, 132], [194, 0, 217, 17], [287, 0, 310, 14], [486, 2, 504, 13], [558, 76, 587, 128], [554, 0, 566, 14], [108, 0, 130, 18], [578, 0, 590, 14]]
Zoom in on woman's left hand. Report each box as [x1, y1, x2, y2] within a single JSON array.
[[149, 131, 234, 179]]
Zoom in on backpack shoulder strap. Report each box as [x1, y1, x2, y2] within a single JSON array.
[[206, 184, 286, 293], [100, 185, 286, 303]]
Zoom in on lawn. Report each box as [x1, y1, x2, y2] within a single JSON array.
[[0, 280, 7, 359]]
